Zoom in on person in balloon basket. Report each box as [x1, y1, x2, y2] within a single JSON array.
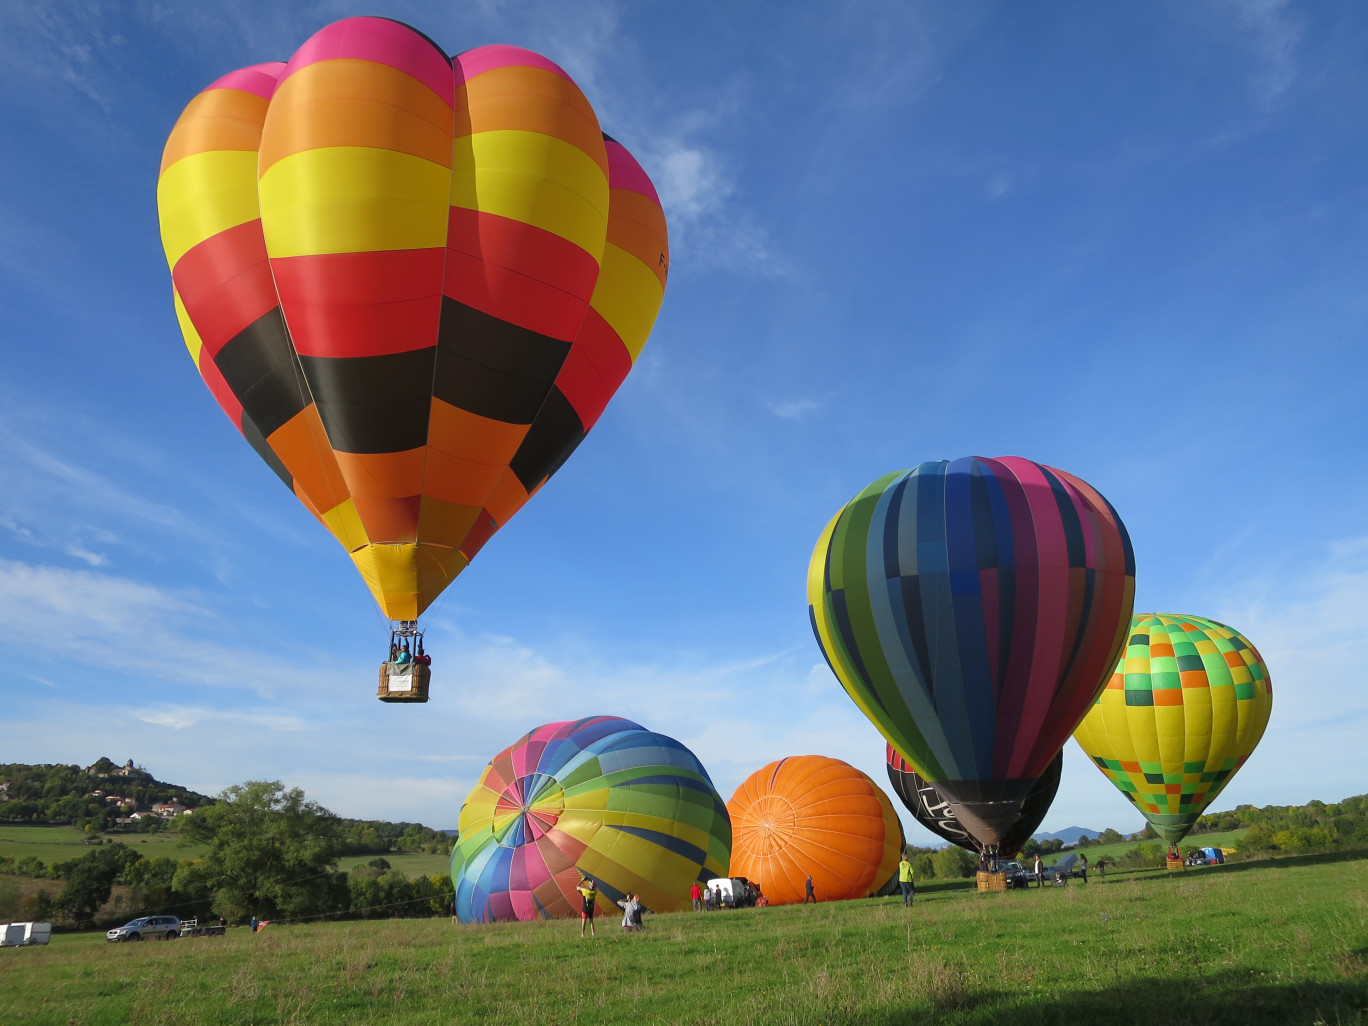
[[690, 881, 703, 912], [804, 875, 816, 904], [898, 855, 915, 906], [577, 877, 598, 938], [1033, 855, 1044, 888]]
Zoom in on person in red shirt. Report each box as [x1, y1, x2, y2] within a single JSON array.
[[690, 881, 703, 912]]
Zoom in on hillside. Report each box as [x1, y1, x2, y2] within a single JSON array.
[[0, 760, 452, 856]]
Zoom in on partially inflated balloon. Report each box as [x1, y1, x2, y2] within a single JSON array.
[[158, 18, 668, 623], [451, 716, 730, 923], [886, 744, 1062, 857], [1073, 613, 1272, 845], [727, 755, 902, 905], [809, 457, 1135, 846]]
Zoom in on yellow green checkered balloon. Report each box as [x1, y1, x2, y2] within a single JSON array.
[[1073, 613, 1272, 845]]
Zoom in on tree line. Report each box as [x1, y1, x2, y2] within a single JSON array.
[[1, 781, 455, 930], [0, 760, 453, 855]]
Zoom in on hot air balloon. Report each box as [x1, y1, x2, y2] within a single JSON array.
[[727, 755, 902, 905], [808, 457, 1135, 849], [451, 716, 730, 923], [157, 18, 669, 700], [885, 743, 1063, 857], [1072, 613, 1272, 847]]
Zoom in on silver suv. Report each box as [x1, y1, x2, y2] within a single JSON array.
[[106, 915, 182, 942]]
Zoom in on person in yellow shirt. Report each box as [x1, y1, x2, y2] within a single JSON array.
[[576, 877, 598, 938], [898, 855, 915, 906]]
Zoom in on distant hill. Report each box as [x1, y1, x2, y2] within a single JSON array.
[[1032, 826, 1106, 844], [0, 760, 453, 856]]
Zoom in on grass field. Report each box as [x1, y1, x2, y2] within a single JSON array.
[[336, 852, 452, 879], [2, 851, 1363, 1026], [0, 825, 208, 864]]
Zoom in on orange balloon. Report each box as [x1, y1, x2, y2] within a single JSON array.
[[727, 755, 902, 905]]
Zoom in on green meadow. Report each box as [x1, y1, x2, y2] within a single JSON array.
[[335, 852, 452, 879], [0, 825, 208, 865], [2, 851, 1363, 1026]]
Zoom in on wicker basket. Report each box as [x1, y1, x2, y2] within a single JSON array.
[[1166, 856, 1184, 870], [377, 662, 431, 703], [976, 870, 1007, 892]]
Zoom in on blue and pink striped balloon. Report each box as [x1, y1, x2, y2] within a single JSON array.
[[808, 457, 1135, 846]]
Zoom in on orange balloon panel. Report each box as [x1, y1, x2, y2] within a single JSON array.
[[727, 755, 902, 905]]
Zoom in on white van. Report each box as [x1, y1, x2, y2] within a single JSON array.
[[705, 877, 758, 908], [0, 922, 52, 947]]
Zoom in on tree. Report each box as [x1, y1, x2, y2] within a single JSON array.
[[931, 845, 976, 879], [57, 843, 142, 925], [179, 780, 348, 923]]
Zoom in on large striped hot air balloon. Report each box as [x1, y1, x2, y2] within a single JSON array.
[[727, 755, 902, 905], [157, 18, 669, 696], [451, 716, 730, 923], [809, 457, 1135, 848], [1073, 613, 1272, 845]]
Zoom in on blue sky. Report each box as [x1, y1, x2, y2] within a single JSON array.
[[1, 0, 1364, 845]]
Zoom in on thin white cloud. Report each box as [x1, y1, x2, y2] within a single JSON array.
[[986, 173, 1014, 201], [766, 397, 821, 420], [0, 0, 121, 110], [1224, 0, 1302, 103], [64, 545, 109, 568], [0, 557, 339, 698], [134, 706, 313, 732]]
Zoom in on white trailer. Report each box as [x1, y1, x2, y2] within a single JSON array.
[[0, 922, 52, 947]]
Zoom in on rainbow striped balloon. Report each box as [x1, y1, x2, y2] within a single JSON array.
[[451, 716, 731, 923], [157, 18, 668, 623]]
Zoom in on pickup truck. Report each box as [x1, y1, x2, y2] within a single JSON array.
[[178, 918, 227, 938]]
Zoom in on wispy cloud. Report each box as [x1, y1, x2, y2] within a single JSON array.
[[0, 557, 341, 698], [0, 1, 125, 110], [766, 397, 821, 420], [1219, 0, 1303, 104], [986, 173, 1014, 201]]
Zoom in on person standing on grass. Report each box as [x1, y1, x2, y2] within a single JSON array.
[[576, 876, 598, 938], [1078, 852, 1089, 882], [898, 855, 915, 906], [690, 881, 703, 912], [804, 874, 816, 904], [618, 893, 643, 932], [1033, 854, 1044, 888]]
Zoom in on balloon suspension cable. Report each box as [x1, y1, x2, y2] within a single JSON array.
[[387, 620, 426, 660]]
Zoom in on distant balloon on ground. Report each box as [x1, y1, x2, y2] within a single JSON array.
[[809, 456, 1135, 847], [451, 716, 730, 923], [727, 755, 902, 905], [886, 744, 1063, 858], [1073, 613, 1272, 845]]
